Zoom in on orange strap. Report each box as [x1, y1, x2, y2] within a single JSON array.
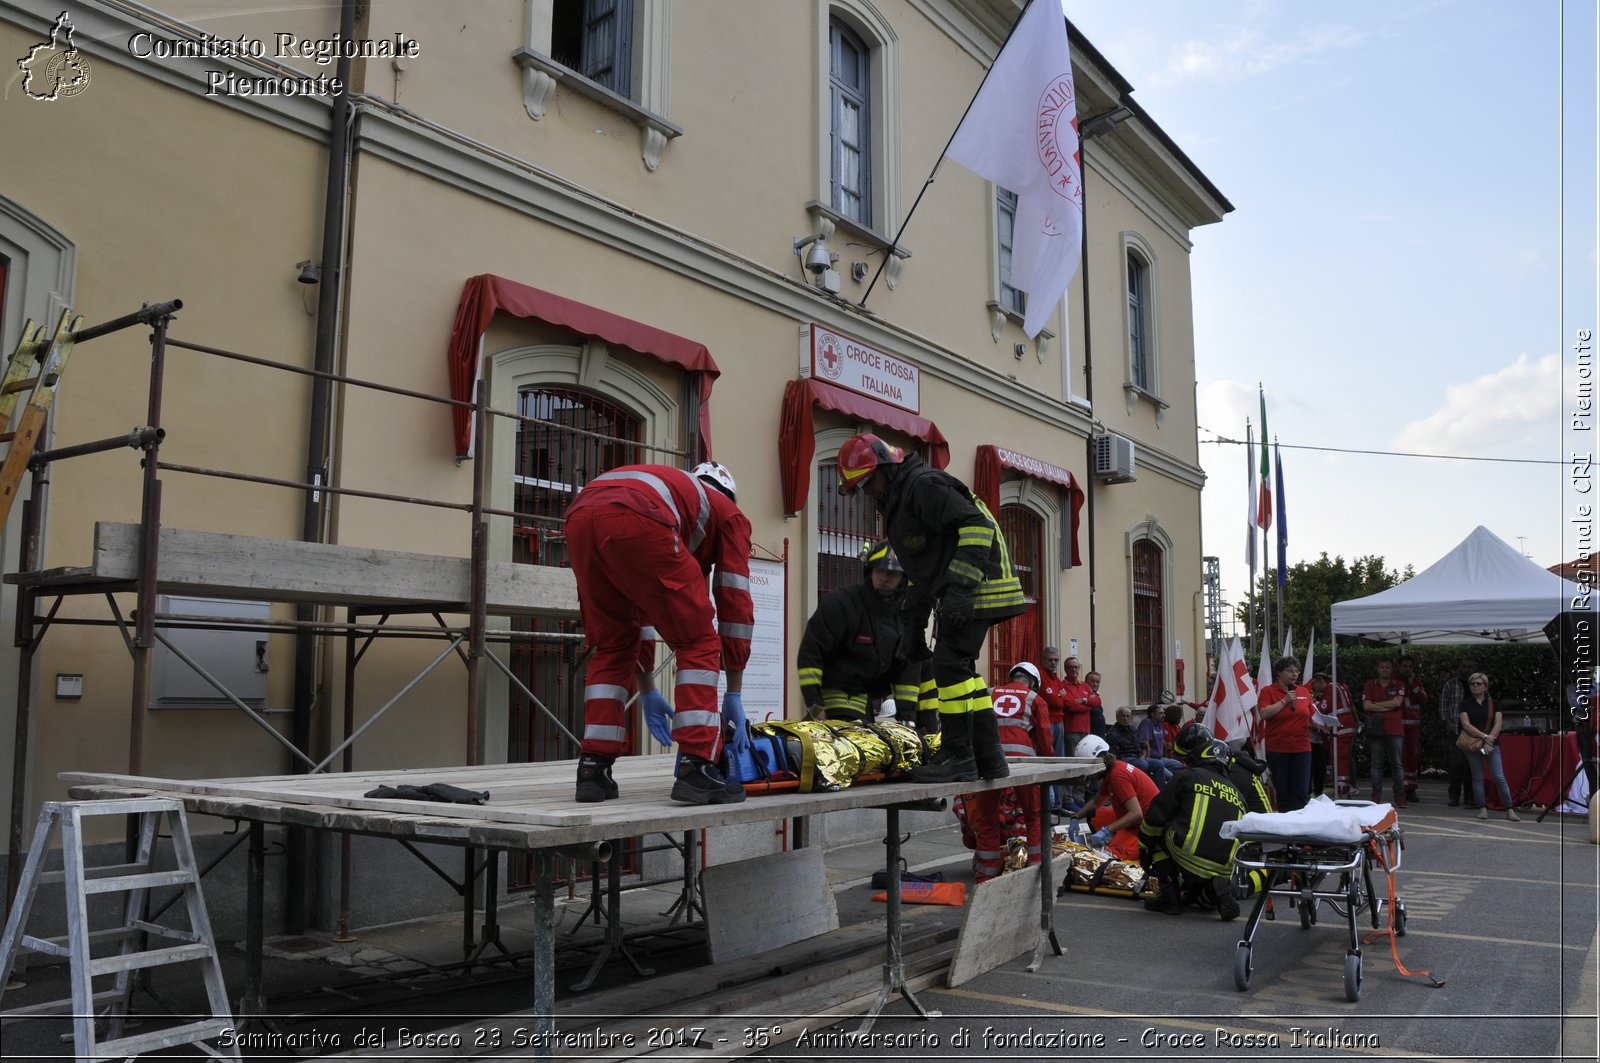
[[1360, 834, 1445, 987]]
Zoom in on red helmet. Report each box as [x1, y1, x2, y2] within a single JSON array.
[[836, 433, 904, 493]]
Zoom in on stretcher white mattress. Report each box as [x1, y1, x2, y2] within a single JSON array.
[[1220, 795, 1397, 845]]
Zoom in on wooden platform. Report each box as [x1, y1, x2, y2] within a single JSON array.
[[6, 521, 579, 616], [63, 757, 1095, 851]]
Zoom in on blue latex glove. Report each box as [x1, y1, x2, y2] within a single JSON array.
[[640, 690, 675, 747], [722, 691, 751, 759], [1088, 827, 1112, 849], [1065, 817, 1084, 844]]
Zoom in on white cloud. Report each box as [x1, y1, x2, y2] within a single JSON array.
[[1157, 24, 1367, 85], [1394, 353, 1561, 455]]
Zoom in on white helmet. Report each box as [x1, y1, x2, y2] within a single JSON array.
[[692, 460, 737, 502], [1009, 662, 1042, 690], [1074, 734, 1111, 759]]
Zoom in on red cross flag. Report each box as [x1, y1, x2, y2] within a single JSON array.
[[1209, 636, 1259, 746]]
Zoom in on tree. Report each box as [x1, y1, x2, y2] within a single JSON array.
[[1233, 553, 1414, 649]]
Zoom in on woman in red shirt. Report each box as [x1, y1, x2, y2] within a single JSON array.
[[1258, 657, 1313, 811]]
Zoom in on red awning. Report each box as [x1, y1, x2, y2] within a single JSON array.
[[973, 444, 1084, 566], [447, 274, 720, 458], [779, 377, 948, 515]]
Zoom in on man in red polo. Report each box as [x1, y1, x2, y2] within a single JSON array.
[[1060, 656, 1094, 752], [1362, 659, 1408, 807]]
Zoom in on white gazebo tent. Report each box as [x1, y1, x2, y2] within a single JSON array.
[[1325, 526, 1596, 804], [1329, 525, 1587, 645]]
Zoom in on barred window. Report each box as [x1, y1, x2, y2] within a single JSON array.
[[816, 460, 880, 598]]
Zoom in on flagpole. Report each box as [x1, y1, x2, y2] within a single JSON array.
[[857, 0, 1042, 309]]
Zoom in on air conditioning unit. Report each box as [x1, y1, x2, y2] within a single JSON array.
[[1093, 433, 1137, 484]]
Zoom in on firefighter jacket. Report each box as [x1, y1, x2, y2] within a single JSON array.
[[991, 681, 1055, 758], [565, 465, 754, 673], [1139, 762, 1248, 879], [1226, 748, 1275, 814], [878, 454, 1026, 626], [796, 582, 920, 714]]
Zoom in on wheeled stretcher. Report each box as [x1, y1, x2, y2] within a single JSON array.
[[1222, 798, 1406, 1002]]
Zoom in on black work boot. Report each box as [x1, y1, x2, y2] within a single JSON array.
[[1211, 878, 1240, 921], [970, 706, 1010, 781], [672, 755, 746, 805], [575, 753, 618, 803], [1142, 869, 1182, 914], [910, 713, 977, 783]]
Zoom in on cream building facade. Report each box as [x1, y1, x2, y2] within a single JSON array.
[[0, 0, 1228, 924]]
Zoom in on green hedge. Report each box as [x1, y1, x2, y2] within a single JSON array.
[[1301, 643, 1564, 777]]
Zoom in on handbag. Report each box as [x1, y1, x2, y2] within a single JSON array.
[[1455, 731, 1485, 754]]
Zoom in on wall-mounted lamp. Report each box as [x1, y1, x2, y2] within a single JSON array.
[[793, 234, 841, 294], [296, 260, 321, 285], [1079, 104, 1134, 142]]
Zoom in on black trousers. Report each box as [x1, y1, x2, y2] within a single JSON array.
[[1446, 739, 1474, 803]]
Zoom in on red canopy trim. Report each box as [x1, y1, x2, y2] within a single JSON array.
[[973, 444, 1084, 567], [447, 274, 720, 459], [779, 377, 949, 515]]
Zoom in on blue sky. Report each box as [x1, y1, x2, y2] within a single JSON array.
[[1066, 0, 1597, 639]]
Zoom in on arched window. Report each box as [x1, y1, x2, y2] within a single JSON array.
[[510, 386, 643, 775], [989, 505, 1043, 686], [1132, 538, 1166, 702], [1127, 251, 1150, 392]]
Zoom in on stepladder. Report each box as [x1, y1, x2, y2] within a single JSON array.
[[0, 307, 81, 530], [0, 798, 241, 1061]]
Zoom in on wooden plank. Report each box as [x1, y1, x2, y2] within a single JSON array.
[[702, 847, 838, 962], [946, 864, 1042, 988], [89, 522, 579, 616]]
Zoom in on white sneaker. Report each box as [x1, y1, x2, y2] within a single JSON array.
[[1506, 808, 1521, 822], [1476, 807, 1488, 820]]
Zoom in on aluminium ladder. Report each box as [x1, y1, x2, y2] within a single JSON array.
[[0, 798, 241, 1061]]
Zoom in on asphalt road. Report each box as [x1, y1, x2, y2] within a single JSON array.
[[760, 791, 1599, 1063]]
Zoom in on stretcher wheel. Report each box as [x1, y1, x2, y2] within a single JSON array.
[[1233, 943, 1253, 991], [1299, 897, 1315, 929], [1343, 951, 1362, 1002], [1395, 901, 1407, 936]]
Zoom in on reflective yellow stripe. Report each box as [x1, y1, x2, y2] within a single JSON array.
[[948, 560, 984, 583], [956, 523, 995, 546], [1183, 795, 1208, 853], [893, 684, 919, 701], [797, 668, 822, 683]]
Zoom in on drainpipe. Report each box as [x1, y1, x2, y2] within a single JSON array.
[[288, 0, 358, 934]]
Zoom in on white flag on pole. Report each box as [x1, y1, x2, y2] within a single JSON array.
[[1209, 636, 1258, 746], [946, 0, 1081, 338], [1283, 627, 1295, 659]]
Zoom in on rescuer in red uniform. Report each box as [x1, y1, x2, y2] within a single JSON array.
[[564, 461, 754, 805]]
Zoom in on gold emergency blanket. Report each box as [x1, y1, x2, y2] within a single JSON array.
[[754, 719, 926, 792], [1052, 840, 1155, 898]]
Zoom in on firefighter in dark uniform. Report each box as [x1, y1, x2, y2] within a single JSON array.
[[1140, 727, 1250, 919], [836, 434, 1027, 782], [1174, 722, 1274, 815], [796, 540, 923, 726]]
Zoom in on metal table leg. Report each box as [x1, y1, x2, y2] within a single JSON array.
[[1027, 779, 1062, 970], [240, 822, 263, 1021], [532, 849, 556, 1063], [856, 805, 941, 1035], [571, 841, 653, 992]]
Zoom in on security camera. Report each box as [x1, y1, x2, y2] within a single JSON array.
[[794, 234, 834, 276]]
